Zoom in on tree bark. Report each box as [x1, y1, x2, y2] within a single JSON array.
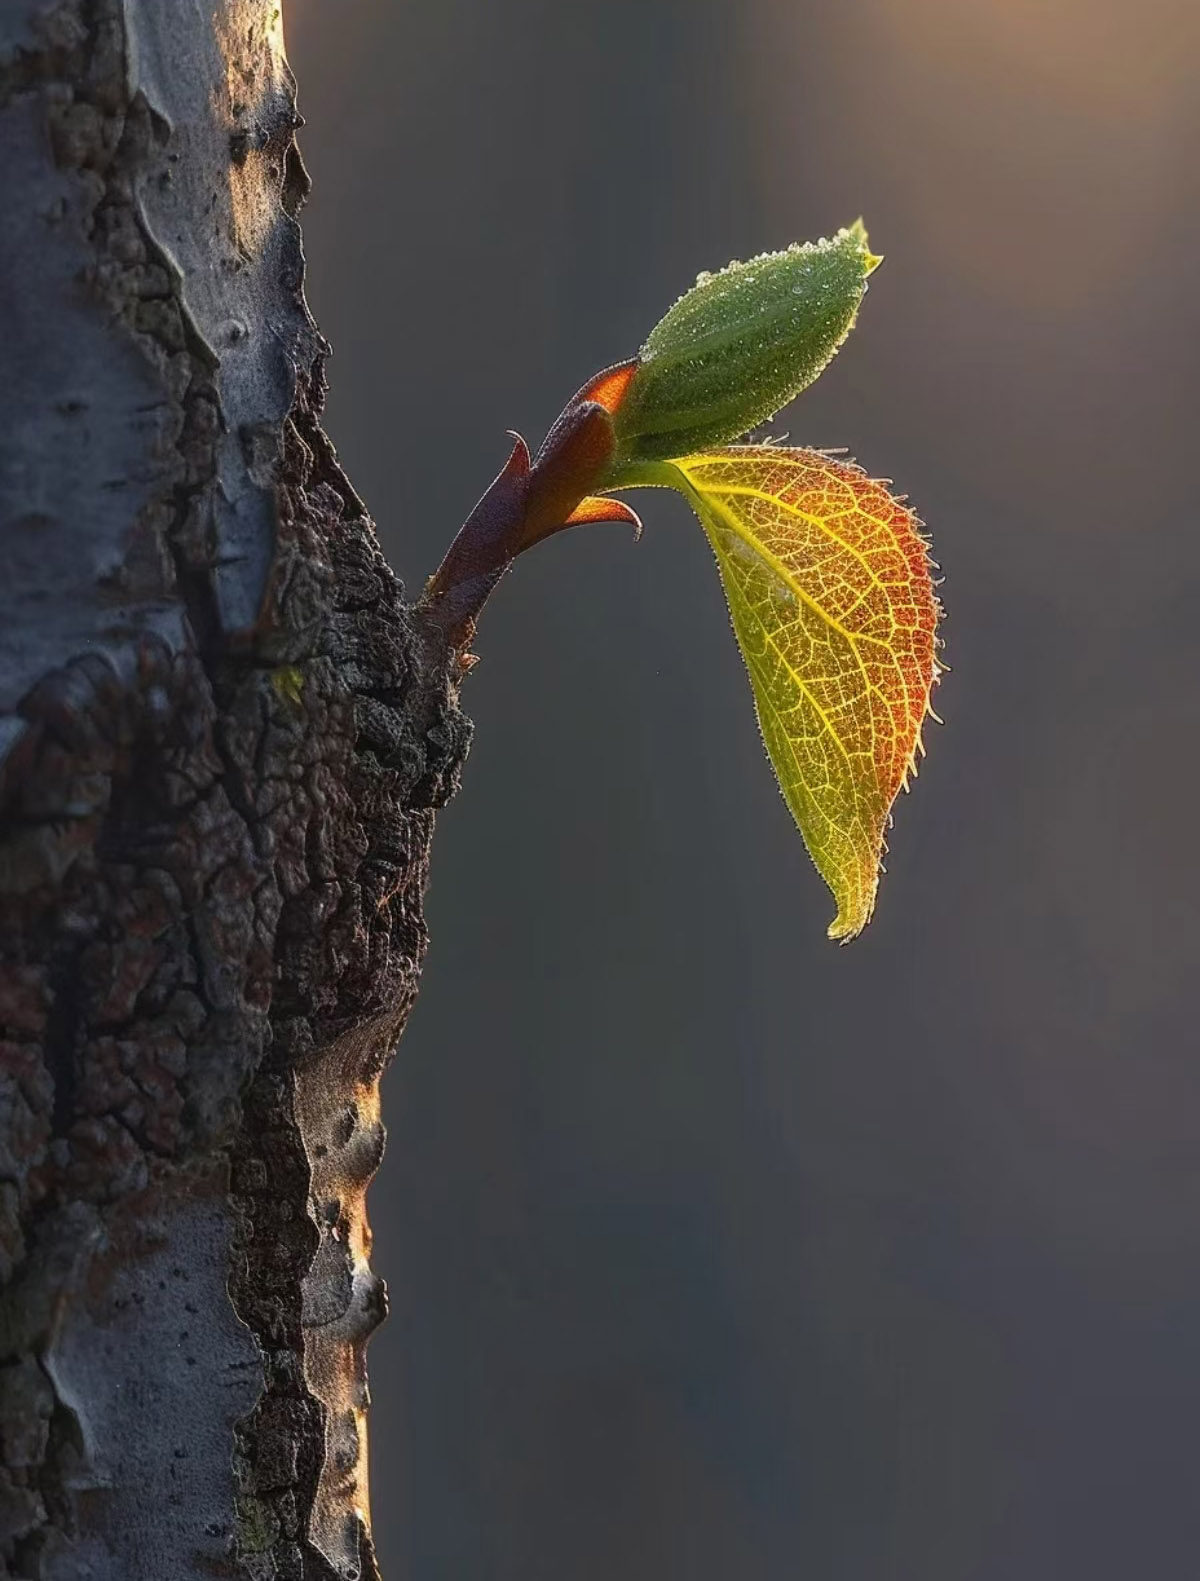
[[0, 4, 470, 1576]]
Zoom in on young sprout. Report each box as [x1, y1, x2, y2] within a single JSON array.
[[422, 224, 941, 940]]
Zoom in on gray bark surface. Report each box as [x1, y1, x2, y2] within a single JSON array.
[[0, 4, 470, 1576]]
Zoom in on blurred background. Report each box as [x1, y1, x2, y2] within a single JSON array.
[[287, 4, 1200, 1577]]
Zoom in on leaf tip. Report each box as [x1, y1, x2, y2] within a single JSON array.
[[827, 899, 873, 944], [845, 218, 883, 276]]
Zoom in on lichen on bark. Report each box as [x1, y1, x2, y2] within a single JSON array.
[[0, 4, 469, 1577]]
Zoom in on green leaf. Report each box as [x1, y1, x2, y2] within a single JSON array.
[[628, 446, 941, 940], [611, 223, 881, 466]]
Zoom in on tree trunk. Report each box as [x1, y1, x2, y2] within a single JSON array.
[[0, 4, 470, 1576]]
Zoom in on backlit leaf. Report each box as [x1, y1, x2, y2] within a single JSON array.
[[638, 447, 940, 939]]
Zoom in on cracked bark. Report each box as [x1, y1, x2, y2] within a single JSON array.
[[0, 4, 471, 1577]]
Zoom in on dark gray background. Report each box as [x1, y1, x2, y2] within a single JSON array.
[[288, 3, 1200, 1576]]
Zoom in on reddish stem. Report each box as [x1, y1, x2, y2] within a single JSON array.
[[421, 359, 641, 650]]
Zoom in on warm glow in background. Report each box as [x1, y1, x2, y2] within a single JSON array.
[[288, 2, 1200, 1576]]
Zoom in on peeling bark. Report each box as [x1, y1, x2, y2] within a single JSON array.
[[0, 4, 470, 1576]]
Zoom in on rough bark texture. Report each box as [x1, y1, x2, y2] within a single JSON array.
[[0, 4, 470, 1576]]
